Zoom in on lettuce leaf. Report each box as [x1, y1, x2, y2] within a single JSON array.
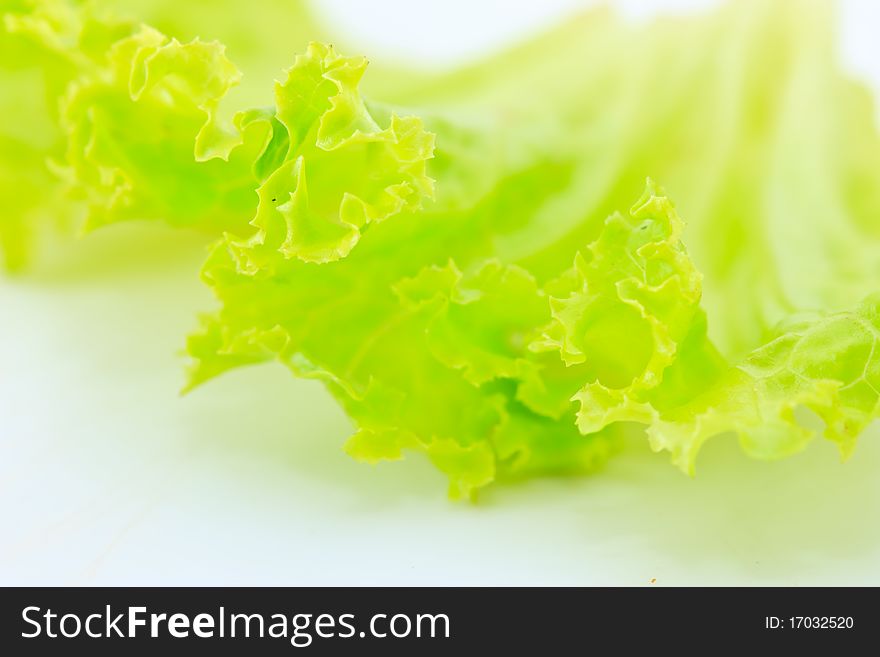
[[649, 295, 880, 473], [0, 0, 133, 269], [0, 0, 330, 268], [3, 0, 879, 497], [60, 24, 257, 231]]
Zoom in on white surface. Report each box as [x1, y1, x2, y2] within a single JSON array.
[[2, 1, 880, 586]]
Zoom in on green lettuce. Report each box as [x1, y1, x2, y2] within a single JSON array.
[[0, 0, 130, 269], [2, 0, 879, 497]]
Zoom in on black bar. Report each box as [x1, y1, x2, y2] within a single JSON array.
[[0, 587, 874, 653]]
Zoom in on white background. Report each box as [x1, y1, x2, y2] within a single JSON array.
[[2, 0, 880, 586]]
